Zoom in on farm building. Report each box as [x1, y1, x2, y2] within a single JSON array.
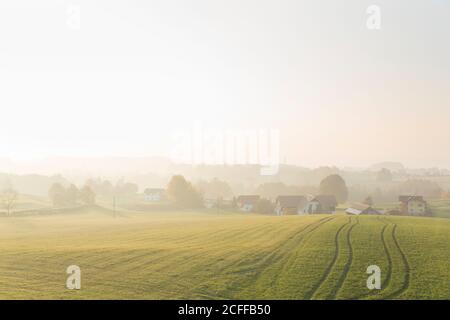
[[274, 195, 307, 215], [303, 195, 337, 214], [346, 203, 381, 215], [143, 188, 166, 202], [399, 195, 429, 216], [236, 195, 260, 212]]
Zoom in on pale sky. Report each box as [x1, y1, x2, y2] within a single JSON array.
[[0, 0, 449, 168]]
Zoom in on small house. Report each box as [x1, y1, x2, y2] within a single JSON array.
[[143, 188, 166, 202], [236, 195, 260, 212], [303, 195, 337, 214], [399, 195, 429, 216], [274, 195, 307, 216]]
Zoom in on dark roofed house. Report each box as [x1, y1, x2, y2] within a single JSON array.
[[399, 195, 429, 216], [236, 195, 260, 212], [275, 195, 307, 216], [399, 195, 425, 203], [303, 195, 337, 214], [346, 203, 381, 215]]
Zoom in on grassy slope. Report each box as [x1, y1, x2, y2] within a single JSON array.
[[0, 208, 449, 299]]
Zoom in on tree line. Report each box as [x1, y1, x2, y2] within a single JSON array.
[[48, 183, 96, 207]]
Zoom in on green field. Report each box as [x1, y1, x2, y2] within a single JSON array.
[[0, 207, 449, 300]]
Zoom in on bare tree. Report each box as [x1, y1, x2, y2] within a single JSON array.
[[1, 189, 18, 216]]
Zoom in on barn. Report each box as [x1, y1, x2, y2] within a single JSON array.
[[346, 203, 381, 215]]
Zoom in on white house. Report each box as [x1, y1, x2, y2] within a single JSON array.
[[399, 195, 428, 216], [236, 195, 260, 212], [143, 188, 166, 202], [303, 195, 337, 214]]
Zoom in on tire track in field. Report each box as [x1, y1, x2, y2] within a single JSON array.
[[217, 224, 306, 274], [85, 223, 273, 274], [227, 216, 335, 298], [239, 216, 335, 274], [329, 216, 359, 299], [305, 216, 351, 300], [102, 219, 331, 300], [379, 219, 393, 290], [265, 216, 337, 289], [218, 218, 328, 276], [384, 223, 411, 299], [165, 217, 333, 300], [353, 217, 394, 300]]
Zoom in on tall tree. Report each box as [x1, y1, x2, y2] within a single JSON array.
[[66, 184, 80, 205], [167, 175, 202, 208], [319, 174, 348, 203], [1, 188, 18, 216], [196, 178, 233, 200], [377, 168, 393, 182], [48, 183, 67, 207], [115, 182, 139, 196], [79, 186, 96, 205]]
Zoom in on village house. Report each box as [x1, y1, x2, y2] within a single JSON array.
[[274, 195, 307, 216], [346, 203, 381, 215], [143, 188, 166, 202], [399, 195, 429, 216], [303, 195, 337, 214], [236, 195, 260, 212]]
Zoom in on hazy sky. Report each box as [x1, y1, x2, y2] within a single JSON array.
[[0, 0, 449, 168]]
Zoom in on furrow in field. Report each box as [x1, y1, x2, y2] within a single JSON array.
[[384, 223, 411, 299], [213, 225, 305, 273], [262, 216, 337, 295], [77, 223, 274, 273], [121, 219, 329, 299], [351, 217, 393, 300], [1, 220, 301, 299], [302, 217, 351, 300], [330, 216, 358, 299], [231, 217, 334, 275], [230, 216, 335, 299], [147, 218, 329, 299], [379, 220, 393, 290]]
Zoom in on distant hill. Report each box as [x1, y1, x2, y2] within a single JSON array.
[[0, 173, 69, 196]]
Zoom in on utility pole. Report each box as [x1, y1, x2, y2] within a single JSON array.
[[113, 196, 116, 218]]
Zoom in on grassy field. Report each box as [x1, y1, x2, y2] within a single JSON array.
[[429, 199, 450, 218], [0, 207, 449, 300]]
